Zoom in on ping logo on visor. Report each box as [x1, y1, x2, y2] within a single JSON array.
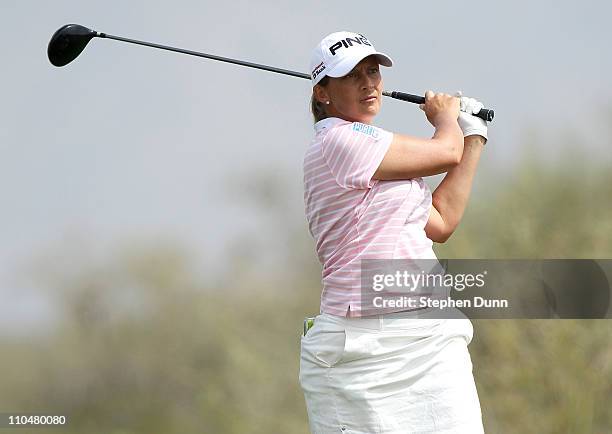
[[310, 31, 392, 85], [328, 34, 372, 56]]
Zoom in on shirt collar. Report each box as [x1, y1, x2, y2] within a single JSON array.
[[314, 117, 347, 134]]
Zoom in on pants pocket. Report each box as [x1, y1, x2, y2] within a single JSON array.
[[313, 329, 347, 368], [301, 320, 348, 369]]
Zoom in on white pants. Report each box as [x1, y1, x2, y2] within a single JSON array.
[[299, 309, 484, 434]]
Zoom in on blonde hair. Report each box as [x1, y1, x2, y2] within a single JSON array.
[[310, 76, 330, 123]]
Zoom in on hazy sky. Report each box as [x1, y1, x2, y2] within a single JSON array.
[[1, 0, 611, 332]]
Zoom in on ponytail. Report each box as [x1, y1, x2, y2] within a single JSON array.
[[310, 76, 330, 123]]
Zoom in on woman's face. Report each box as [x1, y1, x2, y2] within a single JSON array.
[[315, 55, 383, 125]]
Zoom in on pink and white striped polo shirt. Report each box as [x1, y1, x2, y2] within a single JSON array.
[[303, 117, 437, 317]]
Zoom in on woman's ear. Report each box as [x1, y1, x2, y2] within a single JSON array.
[[313, 84, 329, 104]]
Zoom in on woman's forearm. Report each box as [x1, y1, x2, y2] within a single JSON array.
[[431, 135, 485, 234]]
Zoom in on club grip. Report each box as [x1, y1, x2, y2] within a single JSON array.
[[384, 91, 494, 122]]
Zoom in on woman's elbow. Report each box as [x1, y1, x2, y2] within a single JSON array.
[[430, 229, 454, 244], [439, 141, 462, 169], [431, 235, 449, 244], [429, 138, 462, 169], [449, 141, 463, 166]]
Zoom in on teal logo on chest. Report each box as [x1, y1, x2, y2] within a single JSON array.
[[352, 122, 379, 139]]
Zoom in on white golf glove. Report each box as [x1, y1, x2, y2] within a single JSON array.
[[455, 91, 488, 143]]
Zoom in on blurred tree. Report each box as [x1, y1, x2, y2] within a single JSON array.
[[0, 136, 611, 434]]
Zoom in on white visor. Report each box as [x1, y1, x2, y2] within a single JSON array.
[[310, 31, 393, 86]]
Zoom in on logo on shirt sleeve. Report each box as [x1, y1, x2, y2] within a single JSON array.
[[352, 122, 380, 139]]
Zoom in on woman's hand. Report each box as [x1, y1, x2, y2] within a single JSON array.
[[455, 91, 488, 143], [419, 90, 460, 127]]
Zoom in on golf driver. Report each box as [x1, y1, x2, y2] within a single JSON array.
[[47, 24, 494, 122]]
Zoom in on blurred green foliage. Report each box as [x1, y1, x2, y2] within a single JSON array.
[[1, 144, 611, 434]]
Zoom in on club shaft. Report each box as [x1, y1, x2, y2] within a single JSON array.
[[97, 32, 494, 122], [99, 33, 311, 80]]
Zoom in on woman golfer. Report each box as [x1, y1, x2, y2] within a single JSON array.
[[300, 31, 488, 433]]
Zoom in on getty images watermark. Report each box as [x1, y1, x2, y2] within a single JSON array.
[[359, 259, 612, 319], [370, 267, 503, 310]]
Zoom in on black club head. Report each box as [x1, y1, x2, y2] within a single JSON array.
[[48, 24, 98, 67]]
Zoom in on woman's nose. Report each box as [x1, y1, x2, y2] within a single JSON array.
[[361, 74, 376, 89]]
